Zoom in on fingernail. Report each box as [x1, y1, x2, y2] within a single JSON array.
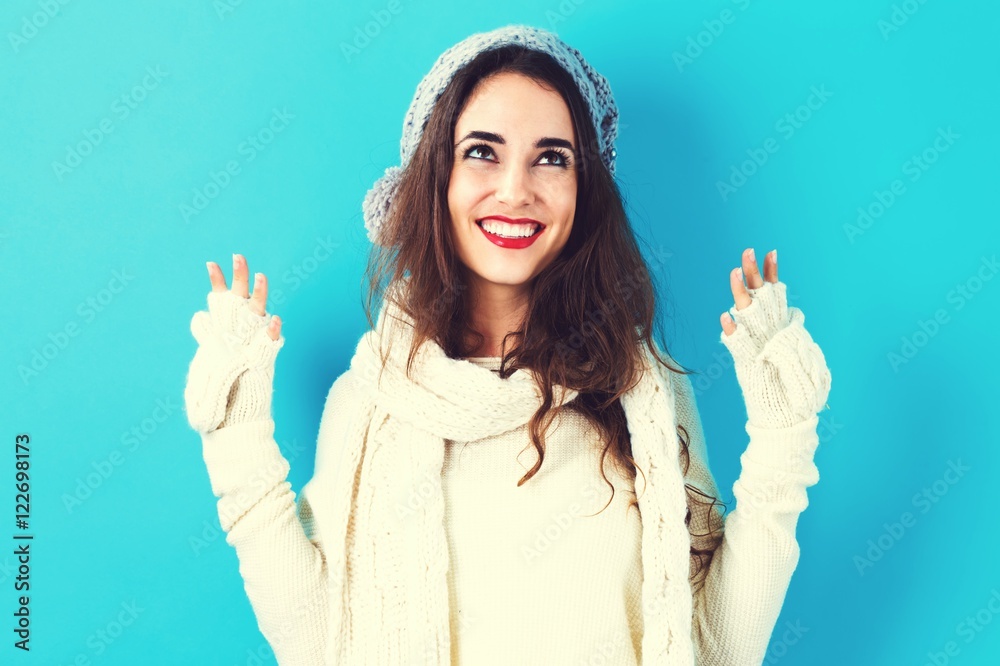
[[737, 267, 743, 280], [748, 248, 755, 261], [254, 272, 262, 285], [206, 261, 212, 274], [771, 249, 777, 263]]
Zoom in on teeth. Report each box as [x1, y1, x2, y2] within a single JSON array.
[[479, 220, 540, 238]]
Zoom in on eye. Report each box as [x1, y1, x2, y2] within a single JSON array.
[[538, 149, 572, 168], [464, 143, 496, 162]]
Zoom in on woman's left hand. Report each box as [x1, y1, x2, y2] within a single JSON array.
[[718, 248, 832, 429]]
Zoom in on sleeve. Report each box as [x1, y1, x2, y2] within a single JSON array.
[[668, 368, 821, 666], [196, 370, 360, 666]]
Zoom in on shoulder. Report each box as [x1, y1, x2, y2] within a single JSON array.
[[647, 339, 696, 402], [326, 366, 361, 401], [313, 367, 371, 470], [646, 341, 705, 440]]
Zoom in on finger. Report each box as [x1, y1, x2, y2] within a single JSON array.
[[730, 267, 752, 310], [763, 249, 778, 283], [720, 311, 736, 336], [249, 272, 268, 316], [742, 248, 764, 290], [232, 253, 249, 299], [267, 315, 282, 341], [206, 261, 228, 292]]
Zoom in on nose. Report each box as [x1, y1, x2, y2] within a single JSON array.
[[493, 161, 535, 208]]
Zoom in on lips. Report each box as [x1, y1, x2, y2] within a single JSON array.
[[476, 216, 545, 249]]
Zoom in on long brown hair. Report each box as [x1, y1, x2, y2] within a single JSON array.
[[361, 44, 726, 587]]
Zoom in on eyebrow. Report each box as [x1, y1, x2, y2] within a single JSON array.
[[454, 130, 576, 154]]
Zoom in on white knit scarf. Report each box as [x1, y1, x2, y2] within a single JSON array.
[[315, 285, 696, 665]]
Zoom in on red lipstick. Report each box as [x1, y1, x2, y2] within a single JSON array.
[[476, 215, 545, 249]]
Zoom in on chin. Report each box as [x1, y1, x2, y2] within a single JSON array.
[[472, 265, 539, 288]]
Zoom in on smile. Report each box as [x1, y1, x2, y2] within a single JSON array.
[[476, 219, 544, 249]]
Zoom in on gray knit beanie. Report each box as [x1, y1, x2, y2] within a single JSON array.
[[362, 23, 620, 245]]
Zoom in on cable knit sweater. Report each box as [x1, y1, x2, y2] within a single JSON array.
[[186, 280, 830, 665]]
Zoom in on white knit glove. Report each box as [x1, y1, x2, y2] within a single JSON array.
[[184, 289, 285, 434], [719, 280, 831, 429]]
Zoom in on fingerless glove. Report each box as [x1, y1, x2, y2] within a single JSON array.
[[184, 289, 285, 434], [719, 280, 831, 429]]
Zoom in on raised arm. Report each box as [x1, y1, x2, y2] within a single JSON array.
[[668, 249, 832, 664], [184, 255, 344, 665], [670, 368, 821, 665]]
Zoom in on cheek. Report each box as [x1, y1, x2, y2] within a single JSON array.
[[447, 170, 479, 216], [550, 185, 577, 223]]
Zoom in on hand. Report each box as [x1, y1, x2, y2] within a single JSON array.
[[183, 254, 285, 434], [718, 248, 831, 429], [207, 254, 282, 340], [720, 248, 777, 337]]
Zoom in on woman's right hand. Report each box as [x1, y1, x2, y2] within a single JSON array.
[[184, 254, 286, 434]]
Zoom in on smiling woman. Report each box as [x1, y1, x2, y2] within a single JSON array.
[[185, 22, 832, 666]]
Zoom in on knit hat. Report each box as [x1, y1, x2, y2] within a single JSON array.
[[362, 24, 620, 245]]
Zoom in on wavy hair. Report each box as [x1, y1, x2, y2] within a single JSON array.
[[361, 44, 726, 587]]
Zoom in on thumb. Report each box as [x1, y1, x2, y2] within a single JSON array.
[[267, 315, 282, 341]]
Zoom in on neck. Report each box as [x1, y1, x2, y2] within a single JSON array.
[[465, 279, 529, 357]]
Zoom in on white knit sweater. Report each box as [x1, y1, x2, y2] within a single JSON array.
[[197, 351, 822, 665]]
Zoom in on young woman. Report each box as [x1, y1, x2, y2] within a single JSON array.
[[184, 24, 831, 666]]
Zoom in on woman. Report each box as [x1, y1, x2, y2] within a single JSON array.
[[184, 24, 831, 666]]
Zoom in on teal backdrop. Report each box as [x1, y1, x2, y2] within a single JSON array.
[[3, 0, 998, 664]]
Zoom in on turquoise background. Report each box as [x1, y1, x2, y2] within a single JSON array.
[[3, 0, 998, 663]]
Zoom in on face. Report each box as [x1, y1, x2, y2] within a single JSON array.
[[448, 71, 578, 300]]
